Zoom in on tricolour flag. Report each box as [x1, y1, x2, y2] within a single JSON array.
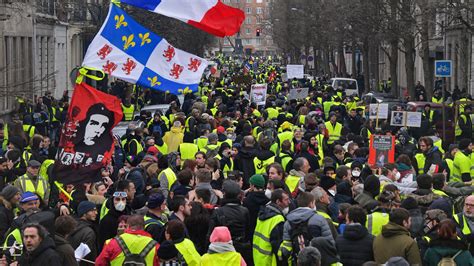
[[121, 0, 244, 37], [82, 4, 208, 94], [54, 82, 123, 185]]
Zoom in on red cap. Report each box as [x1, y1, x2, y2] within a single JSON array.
[[217, 126, 225, 134]]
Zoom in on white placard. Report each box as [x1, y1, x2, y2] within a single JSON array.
[[390, 111, 406, 126], [286, 64, 304, 79], [250, 84, 267, 105], [369, 103, 389, 119], [406, 112, 422, 127], [288, 88, 309, 100]]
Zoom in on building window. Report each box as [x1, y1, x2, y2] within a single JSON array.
[[246, 17, 252, 24], [246, 7, 251, 14], [256, 17, 262, 23], [256, 7, 263, 14], [256, 38, 262, 45], [246, 0, 252, 3], [246, 28, 251, 34]]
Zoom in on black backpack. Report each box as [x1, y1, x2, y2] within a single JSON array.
[[115, 236, 157, 266], [289, 215, 314, 262]]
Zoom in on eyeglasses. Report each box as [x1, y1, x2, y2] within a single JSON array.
[[113, 191, 127, 198]]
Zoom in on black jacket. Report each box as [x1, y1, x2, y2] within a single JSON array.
[[18, 236, 61, 266], [0, 196, 14, 243], [54, 234, 78, 266], [413, 146, 443, 175], [98, 199, 132, 249], [243, 191, 269, 236], [67, 218, 98, 266], [234, 146, 257, 186], [336, 224, 374, 266], [209, 198, 250, 243]]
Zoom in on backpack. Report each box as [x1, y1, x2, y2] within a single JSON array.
[[289, 215, 314, 262], [115, 235, 157, 266], [437, 250, 463, 266]]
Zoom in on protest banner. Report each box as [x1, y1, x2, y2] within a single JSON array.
[[250, 84, 267, 105], [288, 88, 309, 100], [368, 135, 395, 168], [286, 64, 304, 79]]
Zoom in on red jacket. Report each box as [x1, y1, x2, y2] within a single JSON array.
[[95, 229, 160, 266]]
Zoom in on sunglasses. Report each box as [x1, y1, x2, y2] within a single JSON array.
[[113, 191, 127, 198]]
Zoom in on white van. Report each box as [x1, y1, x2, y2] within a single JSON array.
[[329, 78, 359, 96]]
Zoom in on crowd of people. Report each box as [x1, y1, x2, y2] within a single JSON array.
[[0, 56, 473, 266]]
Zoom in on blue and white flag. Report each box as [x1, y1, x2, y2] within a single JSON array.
[[82, 4, 208, 94]]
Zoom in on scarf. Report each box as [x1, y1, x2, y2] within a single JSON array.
[[208, 242, 236, 254]]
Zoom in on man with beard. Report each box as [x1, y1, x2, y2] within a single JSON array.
[[454, 195, 474, 254]]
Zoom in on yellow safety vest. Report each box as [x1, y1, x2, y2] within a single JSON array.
[[317, 211, 339, 227], [254, 156, 275, 175], [278, 131, 294, 151], [127, 139, 143, 155], [323, 101, 334, 119], [154, 143, 168, 155], [185, 117, 193, 132], [298, 115, 305, 125], [431, 97, 443, 104], [51, 107, 59, 122], [455, 114, 468, 137], [432, 189, 448, 197], [414, 153, 426, 175], [121, 104, 135, 121], [22, 124, 35, 140], [22, 150, 31, 163], [144, 215, 165, 230], [452, 151, 471, 182], [266, 108, 279, 120], [253, 213, 285, 266], [3, 228, 22, 256], [195, 137, 208, 150], [174, 238, 202, 266], [39, 159, 54, 182], [201, 251, 241, 266], [366, 212, 389, 236], [100, 199, 110, 221], [285, 175, 300, 194], [179, 143, 199, 161], [278, 153, 292, 172], [316, 134, 325, 166], [159, 168, 177, 190], [17, 174, 48, 200], [433, 139, 444, 154], [454, 213, 472, 235], [110, 233, 157, 266], [446, 158, 454, 181], [217, 139, 232, 147], [215, 154, 234, 176], [325, 121, 342, 145]]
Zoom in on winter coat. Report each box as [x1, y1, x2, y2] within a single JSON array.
[[257, 204, 286, 255], [413, 146, 443, 175], [373, 222, 422, 265], [67, 218, 98, 266], [355, 192, 378, 213], [336, 224, 374, 266], [209, 198, 250, 243], [18, 236, 61, 266], [54, 234, 78, 266], [242, 190, 269, 236], [98, 199, 132, 249], [424, 238, 474, 266], [234, 146, 257, 185], [282, 207, 334, 244], [0, 196, 14, 243], [162, 126, 184, 153]]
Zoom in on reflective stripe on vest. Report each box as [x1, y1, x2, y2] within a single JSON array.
[[174, 238, 202, 266], [253, 213, 285, 265], [110, 233, 157, 266], [366, 212, 389, 236], [144, 215, 165, 230], [18, 175, 47, 200], [179, 143, 199, 161], [254, 156, 275, 175], [159, 168, 177, 191], [121, 104, 135, 121], [325, 121, 342, 144]]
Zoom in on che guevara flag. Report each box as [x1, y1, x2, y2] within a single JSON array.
[[120, 0, 245, 37], [53, 82, 123, 185]]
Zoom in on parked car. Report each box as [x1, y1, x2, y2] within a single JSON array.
[[329, 78, 359, 96]]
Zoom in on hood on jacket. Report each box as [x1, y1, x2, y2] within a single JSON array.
[[245, 191, 269, 206], [238, 147, 257, 159], [342, 223, 369, 241], [429, 238, 469, 252], [24, 235, 56, 258], [381, 222, 410, 238], [255, 149, 275, 160], [287, 207, 315, 224], [258, 203, 284, 221]]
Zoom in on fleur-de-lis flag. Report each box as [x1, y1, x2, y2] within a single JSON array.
[[82, 4, 208, 94]]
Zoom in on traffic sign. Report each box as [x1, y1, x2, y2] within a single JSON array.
[[435, 60, 452, 77]]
